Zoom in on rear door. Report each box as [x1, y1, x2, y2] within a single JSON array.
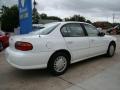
[[61, 23, 90, 62]]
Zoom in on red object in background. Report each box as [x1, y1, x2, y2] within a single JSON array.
[[0, 33, 9, 51]]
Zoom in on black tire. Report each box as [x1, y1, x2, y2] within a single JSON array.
[[47, 52, 70, 76], [0, 42, 3, 52], [106, 42, 116, 57]]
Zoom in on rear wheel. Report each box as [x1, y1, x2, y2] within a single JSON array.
[[106, 43, 116, 57], [0, 42, 3, 52], [48, 52, 70, 76]]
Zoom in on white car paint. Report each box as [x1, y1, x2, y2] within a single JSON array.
[[5, 22, 117, 69]]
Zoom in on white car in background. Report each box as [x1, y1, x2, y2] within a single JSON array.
[[5, 22, 117, 75], [32, 24, 44, 32]]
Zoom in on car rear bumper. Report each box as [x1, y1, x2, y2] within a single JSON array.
[[5, 47, 52, 69]]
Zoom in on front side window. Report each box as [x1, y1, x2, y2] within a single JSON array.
[[61, 23, 85, 37], [84, 24, 99, 36]]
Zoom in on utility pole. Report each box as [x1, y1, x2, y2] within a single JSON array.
[[0, 9, 2, 17], [33, 0, 40, 24], [33, 0, 37, 10], [113, 13, 115, 23], [0, 8, 3, 16], [106, 15, 108, 22]]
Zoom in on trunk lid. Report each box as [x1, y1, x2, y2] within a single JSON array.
[[9, 34, 48, 52]]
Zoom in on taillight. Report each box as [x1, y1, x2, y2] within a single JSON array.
[[15, 41, 33, 51]]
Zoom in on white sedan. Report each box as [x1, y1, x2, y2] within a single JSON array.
[[5, 22, 117, 75]]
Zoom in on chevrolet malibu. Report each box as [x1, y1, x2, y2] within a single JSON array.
[[5, 22, 117, 75]]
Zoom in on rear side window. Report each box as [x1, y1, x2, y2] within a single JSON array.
[[61, 23, 85, 37]]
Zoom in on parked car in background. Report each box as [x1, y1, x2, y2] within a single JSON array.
[[32, 24, 44, 32], [0, 31, 9, 52], [6, 22, 117, 75]]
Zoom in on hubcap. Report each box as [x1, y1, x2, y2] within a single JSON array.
[[54, 56, 67, 73], [109, 45, 115, 56]]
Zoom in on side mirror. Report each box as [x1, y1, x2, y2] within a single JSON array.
[[98, 32, 105, 37]]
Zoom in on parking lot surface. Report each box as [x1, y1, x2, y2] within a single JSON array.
[[0, 35, 120, 90]]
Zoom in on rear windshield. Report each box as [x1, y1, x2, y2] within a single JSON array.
[[30, 23, 60, 35]]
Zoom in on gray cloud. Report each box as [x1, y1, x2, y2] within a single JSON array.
[[36, 0, 120, 22], [0, 0, 120, 22], [0, 0, 17, 8]]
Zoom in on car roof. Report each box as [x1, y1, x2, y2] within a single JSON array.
[[55, 21, 91, 25]]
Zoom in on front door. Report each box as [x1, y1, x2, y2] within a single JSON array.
[[83, 24, 107, 56]]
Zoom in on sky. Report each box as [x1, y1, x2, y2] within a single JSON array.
[[0, 0, 120, 23]]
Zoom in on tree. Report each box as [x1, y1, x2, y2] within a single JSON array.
[[47, 16, 62, 21], [64, 18, 69, 21], [65, 15, 86, 22], [40, 13, 47, 19], [32, 0, 40, 24], [1, 5, 19, 32], [86, 20, 92, 24], [32, 8, 40, 24], [64, 15, 92, 24], [40, 13, 62, 21]]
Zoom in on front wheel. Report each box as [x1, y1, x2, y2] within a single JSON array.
[[106, 43, 116, 57], [47, 52, 70, 76]]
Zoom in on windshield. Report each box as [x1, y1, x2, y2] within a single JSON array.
[[30, 22, 60, 35]]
